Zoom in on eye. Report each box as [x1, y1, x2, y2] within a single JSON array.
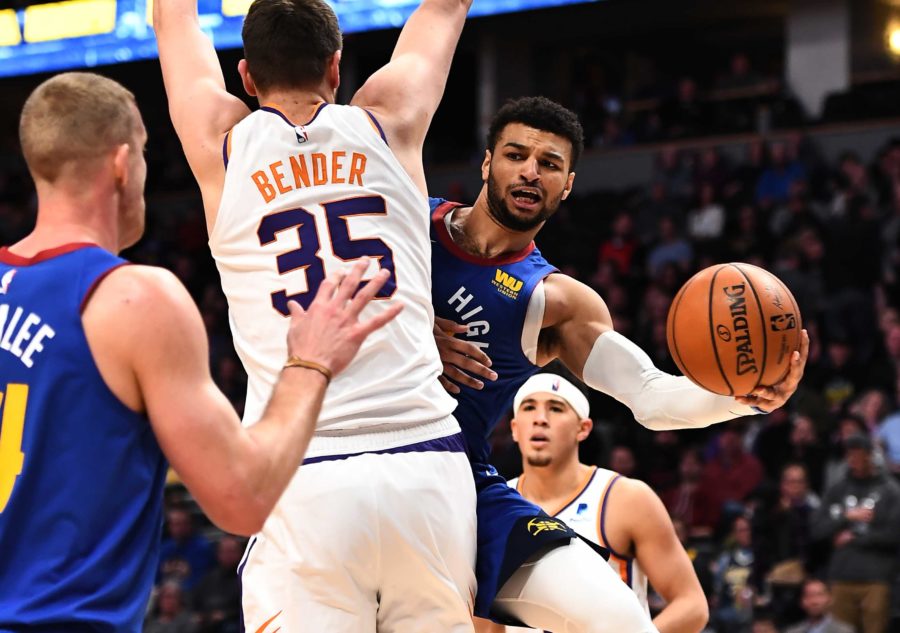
[[522, 404, 536, 411], [506, 152, 523, 161], [541, 160, 560, 170], [551, 406, 564, 413]]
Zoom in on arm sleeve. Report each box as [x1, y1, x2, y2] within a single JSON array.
[[581, 330, 757, 431]]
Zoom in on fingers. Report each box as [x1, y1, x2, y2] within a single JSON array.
[[442, 363, 485, 390], [439, 374, 461, 395], [446, 336, 493, 368], [334, 260, 370, 304], [287, 300, 306, 319], [435, 316, 467, 335], [357, 302, 404, 336], [443, 350, 497, 382], [349, 268, 392, 315]]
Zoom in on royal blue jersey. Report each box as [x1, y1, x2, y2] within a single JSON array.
[[430, 199, 557, 463], [0, 244, 167, 632]]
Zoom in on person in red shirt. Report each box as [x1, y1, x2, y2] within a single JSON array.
[[703, 423, 764, 508]]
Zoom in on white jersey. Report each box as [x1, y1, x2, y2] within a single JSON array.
[[210, 103, 457, 456], [507, 467, 649, 631]]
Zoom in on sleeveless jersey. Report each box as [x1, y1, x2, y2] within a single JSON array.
[[509, 467, 650, 625], [211, 104, 456, 455], [0, 244, 167, 632], [429, 198, 557, 463]]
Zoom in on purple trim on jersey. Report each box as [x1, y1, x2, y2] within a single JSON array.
[[79, 262, 130, 314], [302, 432, 466, 465], [363, 108, 388, 144], [237, 536, 257, 633], [432, 202, 537, 266], [552, 468, 599, 518], [261, 102, 328, 127], [626, 558, 634, 586], [600, 474, 628, 559], [0, 242, 98, 266], [222, 131, 230, 169]]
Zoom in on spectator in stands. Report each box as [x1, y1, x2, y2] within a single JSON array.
[[608, 444, 639, 480], [756, 140, 807, 207], [686, 181, 726, 254], [811, 433, 900, 633], [653, 145, 695, 202], [157, 506, 215, 592], [596, 210, 640, 276], [710, 515, 757, 633], [660, 76, 708, 139], [750, 610, 779, 633], [193, 535, 243, 633], [646, 215, 693, 278], [144, 581, 197, 633], [876, 404, 900, 476], [703, 423, 764, 512], [753, 408, 794, 481], [716, 52, 765, 92], [785, 578, 856, 633], [788, 414, 828, 493], [662, 447, 721, 539]]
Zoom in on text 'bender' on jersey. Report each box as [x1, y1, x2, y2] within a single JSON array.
[[429, 198, 558, 463], [0, 244, 167, 632], [212, 104, 457, 455]]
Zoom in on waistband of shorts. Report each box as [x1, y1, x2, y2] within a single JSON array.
[[302, 431, 467, 465], [302, 415, 462, 459]]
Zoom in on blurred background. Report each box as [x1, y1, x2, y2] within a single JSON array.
[[3, 0, 900, 631]]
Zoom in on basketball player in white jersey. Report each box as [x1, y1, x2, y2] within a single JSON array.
[[497, 373, 709, 633], [154, 0, 475, 630]]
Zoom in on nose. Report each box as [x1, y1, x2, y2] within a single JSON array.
[[520, 158, 540, 182]]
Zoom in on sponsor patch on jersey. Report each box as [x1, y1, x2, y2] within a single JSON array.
[[526, 517, 567, 536], [492, 269, 523, 299]]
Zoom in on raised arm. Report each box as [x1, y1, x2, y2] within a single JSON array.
[[83, 261, 400, 536], [153, 0, 250, 220], [539, 273, 808, 430], [612, 478, 709, 633], [351, 0, 472, 192]]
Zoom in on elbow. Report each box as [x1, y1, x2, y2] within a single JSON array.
[[205, 503, 267, 537], [692, 596, 710, 632]]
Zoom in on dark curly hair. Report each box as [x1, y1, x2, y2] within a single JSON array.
[[486, 96, 584, 169]]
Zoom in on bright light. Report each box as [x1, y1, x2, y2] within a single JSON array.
[[890, 27, 900, 55]]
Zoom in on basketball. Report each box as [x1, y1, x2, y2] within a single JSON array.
[[666, 263, 802, 396]]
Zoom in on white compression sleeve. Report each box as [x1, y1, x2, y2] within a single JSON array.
[[581, 331, 757, 431]]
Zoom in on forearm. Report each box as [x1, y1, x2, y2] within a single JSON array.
[[653, 594, 710, 633], [582, 331, 756, 431]]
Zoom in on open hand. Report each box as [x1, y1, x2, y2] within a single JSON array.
[[433, 316, 497, 394], [736, 329, 809, 412]]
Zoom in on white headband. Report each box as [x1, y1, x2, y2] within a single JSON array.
[[513, 373, 590, 420]]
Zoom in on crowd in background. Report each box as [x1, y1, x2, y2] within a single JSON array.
[[2, 53, 900, 632]]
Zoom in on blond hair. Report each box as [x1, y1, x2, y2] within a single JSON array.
[[19, 72, 138, 182]]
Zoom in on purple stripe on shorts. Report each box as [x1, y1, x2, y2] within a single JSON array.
[[302, 432, 466, 465]]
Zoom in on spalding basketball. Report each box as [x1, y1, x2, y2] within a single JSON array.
[[666, 263, 802, 396]]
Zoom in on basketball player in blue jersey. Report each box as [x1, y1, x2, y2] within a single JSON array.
[[428, 96, 810, 632], [0, 72, 398, 633], [501, 373, 708, 633]]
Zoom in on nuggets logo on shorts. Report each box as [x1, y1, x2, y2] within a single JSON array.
[[526, 517, 567, 536]]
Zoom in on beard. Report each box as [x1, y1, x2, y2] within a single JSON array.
[[485, 169, 563, 232], [525, 452, 553, 468]]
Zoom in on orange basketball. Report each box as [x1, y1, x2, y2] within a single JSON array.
[[666, 263, 802, 396]]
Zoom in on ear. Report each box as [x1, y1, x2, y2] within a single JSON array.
[[481, 149, 492, 182], [576, 417, 593, 442], [112, 143, 130, 190], [561, 171, 576, 200], [328, 50, 342, 95], [238, 59, 257, 97], [510, 415, 521, 443]]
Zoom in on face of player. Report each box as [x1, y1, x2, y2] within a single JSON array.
[[482, 123, 575, 232], [511, 392, 589, 468], [801, 580, 830, 618], [118, 105, 148, 250]]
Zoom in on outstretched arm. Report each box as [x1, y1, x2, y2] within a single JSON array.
[[84, 261, 400, 535], [351, 0, 472, 193], [539, 273, 808, 430], [153, 0, 250, 220]]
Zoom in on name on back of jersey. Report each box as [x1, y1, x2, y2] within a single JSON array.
[[0, 303, 55, 368], [250, 150, 369, 204]]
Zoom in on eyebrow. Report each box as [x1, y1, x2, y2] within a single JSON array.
[[521, 396, 570, 408], [501, 142, 565, 163]]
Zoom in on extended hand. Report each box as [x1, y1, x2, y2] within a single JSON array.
[[735, 329, 809, 412], [285, 261, 403, 378], [433, 316, 497, 394]]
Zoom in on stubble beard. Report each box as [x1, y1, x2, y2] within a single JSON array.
[[485, 169, 562, 232]]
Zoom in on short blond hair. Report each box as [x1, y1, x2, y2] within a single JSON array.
[[19, 72, 138, 182]]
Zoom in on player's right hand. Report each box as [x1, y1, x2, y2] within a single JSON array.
[[285, 261, 403, 378], [433, 316, 497, 394]]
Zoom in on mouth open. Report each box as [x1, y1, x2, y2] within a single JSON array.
[[510, 188, 542, 211], [529, 432, 549, 447]]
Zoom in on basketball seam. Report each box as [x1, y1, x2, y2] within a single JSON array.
[[731, 263, 766, 394], [669, 276, 703, 388], [771, 272, 802, 381], [708, 266, 734, 396]]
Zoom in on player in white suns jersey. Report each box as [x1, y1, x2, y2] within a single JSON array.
[[154, 0, 476, 630], [496, 374, 709, 633]]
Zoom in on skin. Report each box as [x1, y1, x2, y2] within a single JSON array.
[[434, 122, 809, 411], [153, 0, 472, 227], [10, 97, 400, 536], [475, 392, 708, 633]]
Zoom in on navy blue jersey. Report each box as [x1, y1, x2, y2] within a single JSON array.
[[0, 244, 167, 632], [430, 199, 557, 463]]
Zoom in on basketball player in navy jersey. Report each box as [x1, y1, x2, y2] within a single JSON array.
[[0, 72, 398, 632], [428, 96, 810, 632]]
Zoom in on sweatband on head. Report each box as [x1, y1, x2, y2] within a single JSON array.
[[513, 373, 590, 419]]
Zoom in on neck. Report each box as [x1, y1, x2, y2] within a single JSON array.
[[448, 188, 540, 259], [259, 87, 334, 120], [521, 457, 592, 510], [10, 185, 120, 255]]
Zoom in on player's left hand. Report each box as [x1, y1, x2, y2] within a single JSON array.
[[735, 329, 809, 412], [433, 316, 497, 394]]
